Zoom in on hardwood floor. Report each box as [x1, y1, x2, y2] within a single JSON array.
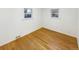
[[0, 28, 78, 50]]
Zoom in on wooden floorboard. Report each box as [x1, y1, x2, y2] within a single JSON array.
[[0, 28, 78, 50]]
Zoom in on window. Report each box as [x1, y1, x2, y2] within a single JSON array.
[[51, 9, 59, 18], [24, 8, 32, 18]]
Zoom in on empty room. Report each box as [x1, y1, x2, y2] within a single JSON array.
[[0, 8, 79, 50]]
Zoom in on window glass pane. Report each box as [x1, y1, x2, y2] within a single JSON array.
[[24, 14, 31, 18], [24, 8, 32, 13]]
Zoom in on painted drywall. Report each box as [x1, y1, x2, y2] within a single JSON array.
[[0, 8, 16, 46], [77, 9, 79, 47], [0, 8, 42, 46], [14, 8, 42, 37], [42, 8, 77, 37]]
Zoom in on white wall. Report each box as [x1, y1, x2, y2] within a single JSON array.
[[77, 9, 79, 47], [0, 8, 42, 46], [42, 8, 77, 37], [14, 8, 42, 37], [0, 8, 16, 46]]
